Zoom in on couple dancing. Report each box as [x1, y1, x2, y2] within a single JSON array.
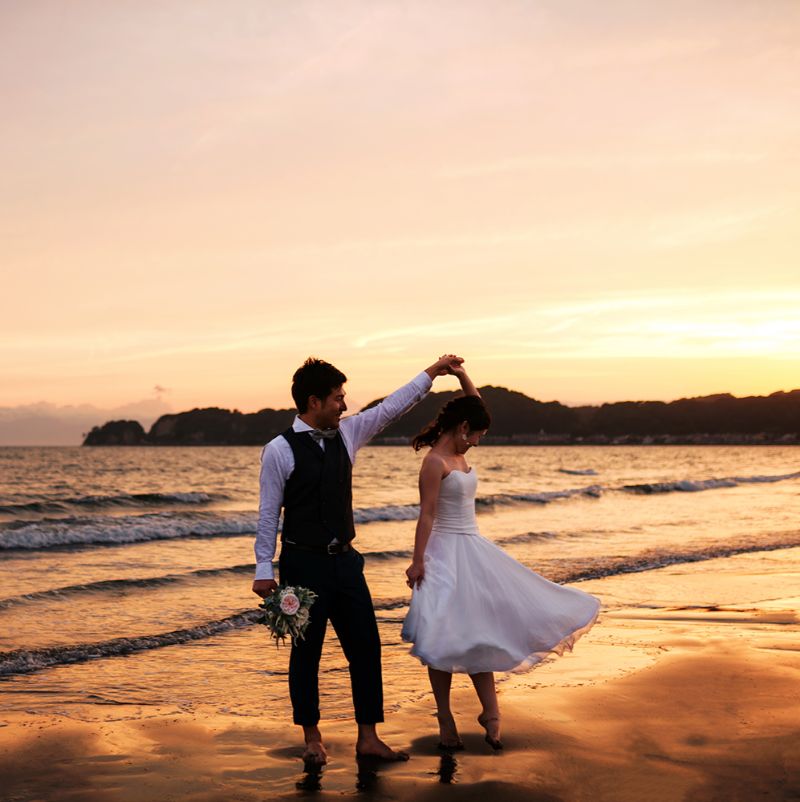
[[252, 355, 600, 764]]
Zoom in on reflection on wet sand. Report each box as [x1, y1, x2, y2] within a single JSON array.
[[1, 549, 799, 801]]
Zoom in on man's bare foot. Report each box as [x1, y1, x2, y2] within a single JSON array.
[[355, 734, 409, 761], [301, 726, 327, 766], [302, 738, 328, 766]]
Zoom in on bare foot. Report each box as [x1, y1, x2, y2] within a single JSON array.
[[302, 739, 328, 766], [477, 714, 503, 750], [436, 712, 464, 751], [355, 735, 410, 761]]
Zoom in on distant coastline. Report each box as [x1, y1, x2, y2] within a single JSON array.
[[82, 386, 800, 446]]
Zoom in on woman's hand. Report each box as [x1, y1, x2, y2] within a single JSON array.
[[426, 354, 464, 379], [406, 559, 425, 589]]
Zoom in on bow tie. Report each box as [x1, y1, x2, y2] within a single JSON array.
[[308, 428, 338, 443]]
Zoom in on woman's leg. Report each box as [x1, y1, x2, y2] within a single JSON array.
[[428, 668, 461, 747], [469, 672, 502, 747]]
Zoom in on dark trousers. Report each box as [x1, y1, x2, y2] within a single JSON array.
[[278, 545, 383, 726]]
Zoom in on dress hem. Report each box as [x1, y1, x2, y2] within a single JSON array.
[[402, 604, 601, 675]]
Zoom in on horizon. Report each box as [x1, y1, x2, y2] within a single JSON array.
[[2, 379, 797, 447], [3, 2, 799, 436], [137, 379, 800, 415]]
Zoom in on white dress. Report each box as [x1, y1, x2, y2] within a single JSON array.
[[401, 469, 600, 673]]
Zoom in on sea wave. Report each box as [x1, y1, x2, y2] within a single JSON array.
[[495, 531, 560, 546], [0, 507, 424, 551], [0, 596, 414, 677], [0, 511, 258, 550], [0, 491, 227, 516], [6, 526, 800, 612], [621, 471, 800, 495], [479, 485, 604, 505], [554, 533, 800, 584], [0, 560, 417, 608], [557, 468, 598, 476], [0, 488, 591, 551], [2, 535, 798, 676], [0, 564, 257, 608], [0, 610, 263, 677], [353, 504, 419, 523], [3, 470, 798, 552]]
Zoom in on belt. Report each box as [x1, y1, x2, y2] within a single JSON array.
[[282, 540, 352, 555]]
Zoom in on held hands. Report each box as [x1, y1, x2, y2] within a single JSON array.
[[426, 354, 464, 379], [406, 559, 425, 589], [252, 579, 278, 598]]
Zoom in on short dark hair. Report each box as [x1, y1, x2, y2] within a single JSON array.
[[291, 357, 347, 413]]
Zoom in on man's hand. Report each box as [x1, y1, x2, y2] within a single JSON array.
[[425, 354, 464, 379], [252, 579, 278, 598]]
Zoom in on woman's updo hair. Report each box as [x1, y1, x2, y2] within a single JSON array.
[[412, 395, 491, 451]]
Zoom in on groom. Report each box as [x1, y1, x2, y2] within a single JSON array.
[[253, 354, 463, 765]]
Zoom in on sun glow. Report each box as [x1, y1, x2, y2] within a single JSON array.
[[2, 1, 799, 430]]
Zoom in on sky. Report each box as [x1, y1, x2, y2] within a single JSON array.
[[2, 0, 799, 442]]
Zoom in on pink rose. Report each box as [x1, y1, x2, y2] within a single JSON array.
[[280, 592, 300, 615]]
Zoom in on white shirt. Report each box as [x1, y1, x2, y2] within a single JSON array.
[[254, 371, 432, 580]]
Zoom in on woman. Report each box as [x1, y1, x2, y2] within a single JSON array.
[[401, 365, 600, 750]]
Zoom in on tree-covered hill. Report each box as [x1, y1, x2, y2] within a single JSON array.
[[82, 386, 800, 445]]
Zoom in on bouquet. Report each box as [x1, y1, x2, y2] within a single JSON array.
[[257, 585, 318, 646]]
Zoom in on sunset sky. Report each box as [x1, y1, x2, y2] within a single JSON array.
[[3, 0, 799, 431]]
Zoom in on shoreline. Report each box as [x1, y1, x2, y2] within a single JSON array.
[[2, 547, 798, 800], [3, 440, 797, 448]]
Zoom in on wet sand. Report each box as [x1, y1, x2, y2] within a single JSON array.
[[2, 547, 799, 802]]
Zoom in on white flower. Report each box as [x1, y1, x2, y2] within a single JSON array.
[[280, 592, 300, 615]]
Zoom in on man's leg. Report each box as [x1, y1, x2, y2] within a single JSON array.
[[329, 549, 408, 760], [280, 549, 330, 764], [287, 594, 329, 726]]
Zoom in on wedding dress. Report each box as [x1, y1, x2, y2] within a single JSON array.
[[401, 469, 600, 673]]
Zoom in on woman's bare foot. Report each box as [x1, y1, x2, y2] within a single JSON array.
[[477, 713, 503, 751], [436, 712, 464, 750]]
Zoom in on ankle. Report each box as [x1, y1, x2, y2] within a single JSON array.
[[303, 725, 323, 744], [356, 724, 380, 743]]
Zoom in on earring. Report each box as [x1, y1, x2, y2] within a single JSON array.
[[461, 433, 468, 441]]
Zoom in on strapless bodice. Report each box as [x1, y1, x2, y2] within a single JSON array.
[[432, 468, 479, 536]]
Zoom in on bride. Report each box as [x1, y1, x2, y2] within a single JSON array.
[[401, 365, 600, 750]]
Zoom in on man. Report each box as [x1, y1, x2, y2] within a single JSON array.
[[253, 354, 463, 765]]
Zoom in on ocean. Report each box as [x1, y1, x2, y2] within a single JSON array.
[[1, 445, 798, 724]]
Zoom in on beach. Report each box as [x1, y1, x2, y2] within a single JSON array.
[[1, 446, 799, 800], [2, 546, 798, 801]]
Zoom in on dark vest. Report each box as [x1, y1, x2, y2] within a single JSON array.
[[281, 427, 356, 547]]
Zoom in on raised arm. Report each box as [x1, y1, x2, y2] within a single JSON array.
[[449, 363, 480, 398], [343, 355, 464, 452], [405, 454, 445, 589]]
